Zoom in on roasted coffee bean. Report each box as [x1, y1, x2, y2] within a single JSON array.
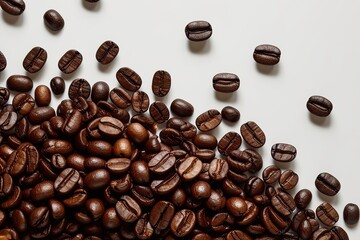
[[91, 81, 109, 103], [116, 67, 142, 92], [84, 169, 110, 190], [102, 207, 121, 229], [48, 199, 66, 220], [178, 156, 202, 181], [134, 213, 154, 239], [279, 169, 299, 190], [244, 176, 265, 197], [194, 149, 215, 162], [330, 226, 349, 240], [315, 172, 341, 196], [29, 206, 50, 228], [185, 20, 212, 41], [131, 90, 150, 113], [30, 180, 55, 201], [23, 47, 47, 73], [262, 165, 281, 185], [66, 153, 85, 171], [240, 121, 266, 148], [126, 122, 149, 145], [12, 93, 35, 115], [6, 75, 33, 92], [261, 206, 290, 235], [98, 116, 124, 138], [196, 109, 222, 132], [43, 9, 64, 31], [316, 202, 339, 226], [167, 117, 197, 139], [131, 185, 155, 208], [144, 135, 161, 153], [213, 73, 240, 93], [343, 203, 359, 225], [271, 191, 296, 216], [218, 131, 242, 156], [150, 172, 180, 195], [221, 106, 240, 122], [226, 230, 252, 240], [110, 87, 132, 109], [0, 51, 6, 72], [306, 95, 333, 117], [6, 149, 26, 176], [85, 198, 105, 220], [131, 114, 157, 134], [116, 195, 142, 223], [311, 228, 332, 240], [152, 70, 171, 97], [206, 189, 226, 212], [149, 101, 169, 124], [50, 76, 65, 95], [1, 185, 21, 209], [253, 44, 281, 65], [148, 150, 175, 175], [191, 180, 211, 199], [105, 157, 130, 175], [63, 188, 87, 208], [96, 40, 119, 64], [68, 78, 91, 100], [209, 158, 228, 181], [58, 49, 83, 74], [222, 178, 245, 197], [112, 138, 132, 158], [0, 173, 13, 197], [243, 149, 262, 173], [294, 189, 312, 209], [0, 109, 17, 131], [29, 106, 55, 124], [159, 128, 182, 146], [35, 85, 51, 107], [271, 143, 297, 162], [170, 209, 196, 237], [170, 98, 194, 117], [110, 173, 131, 193], [210, 212, 234, 233], [0, 0, 25, 15], [10, 209, 27, 233], [149, 201, 175, 234], [54, 168, 80, 195], [62, 109, 82, 136], [0, 87, 10, 106], [225, 197, 247, 217]]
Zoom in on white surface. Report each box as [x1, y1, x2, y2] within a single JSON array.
[[1, 0, 360, 238]]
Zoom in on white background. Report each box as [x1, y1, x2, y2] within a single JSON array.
[[1, 0, 360, 238]]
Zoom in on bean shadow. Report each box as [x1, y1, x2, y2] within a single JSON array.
[[25, 67, 47, 83], [317, 191, 340, 205], [274, 160, 297, 171], [187, 40, 211, 54], [97, 58, 118, 73], [214, 91, 238, 103], [1, 11, 24, 26], [308, 113, 332, 127], [255, 63, 280, 76], [60, 70, 80, 81], [45, 27, 63, 36], [82, 0, 102, 11]]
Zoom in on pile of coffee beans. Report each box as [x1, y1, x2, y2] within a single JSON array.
[[0, 2, 358, 240]]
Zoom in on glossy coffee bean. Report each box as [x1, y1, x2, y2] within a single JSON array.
[[315, 172, 341, 196], [271, 191, 296, 216], [110, 87, 132, 109], [261, 206, 290, 235], [206, 189, 226, 212], [209, 158, 228, 181], [226, 230, 252, 240], [178, 156, 202, 181], [58, 49, 83, 74], [210, 212, 234, 233], [0, 0, 25, 15], [30, 180, 55, 201], [113, 138, 132, 157], [196, 109, 222, 132], [294, 189, 312, 209], [10, 209, 27, 233], [316, 202, 339, 226], [126, 122, 149, 145], [0, 110, 17, 131], [170, 209, 196, 237], [29, 106, 55, 125], [131, 90, 150, 113], [343, 203, 359, 225], [116, 67, 142, 92], [84, 169, 110, 190], [102, 207, 121, 229], [193, 133, 217, 149], [68, 78, 91, 100], [29, 206, 50, 228], [0, 51, 7, 72], [23, 47, 47, 73], [91, 81, 109, 103], [152, 70, 171, 97], [218, 131, 242, 156], [244, 176, 265, 197], [96, 40, 119, 64], [185, 20, 212, 41], [54, 168, 80, 195], [262, 165, 281, 184], [35, 85, 51, 107], [221, 106, 240, 122], [48, 199, 65, 220], [191, 181, 211, 199], [148, 150, 175, 175], [0, 173, 13, 197], [279, 169, 299, 190], [271, 143, 297, 162], [149, 101, 169, 123], [116, 195, 142, 223], [0, 87, 10, 105], [170, 98, 194, 117], [6, 75, 33, 92], [226, 197, 247, 217], [50, 76, 65, 95], [307, 95, 333, 117], [240, 121, 266, 148], [135, 213, 154, 239], [98, 116, 124, 138], [150, 201, 175, 234], [12, 93, 35, 115], [213, 73, 240, 93], [253, 44, 281, 65], [43, 9, 64, 31], [150, 172, 180, 195], [330, 226, 349, 240]]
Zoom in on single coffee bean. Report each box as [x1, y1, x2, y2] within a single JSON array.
[[316, 202, 339, 226], [193, 133, 217, 149], [28, 106, 55, 125], [0, 51, 6, 72], [226, 230, 252, 240], [150, 172, 180, 195], [243, 176, 264, 197], [50, 76, 65, 95], [253, 44, 281, 65], [12, 93, 35, 115], [10, 209, 27, 233], [129, 161, 149, 185], [330, 226, 349, 240], [226, 197, 247, 217], [30, 180, 55, 201], [29, 206, 50, 229], [0, 173, 13, 197], [58, 49, 83, 74], [210, 212, 234, 233], [116, 67, 142, 92], [43, 9, 64, 31], [144, 135, 161, 153], [170, 98, 194, 117], [262, 165, 281, 184], [221, 106, 240, 122], [126, 122, 149, 145], [279, 169, 298, 190], [196, 109, 222, 132], [91, 81, 109, 103], [102, 207, 121, 229], [110, 87, 132, 109], [271, 191, 296, 216], [315, 172, 341, 196], [68, 78, 91, 100], [131, 185, 155, 208], [177, 156, 202, 181], [185, 20, 212, 41], [23, 47, 47, 73], [148, 150, 175, 175], [294, 189, 312, 209], [213, 73, 240, 93], [0, 0, 25, 15], [0, 87, 10, 106], [1, 185, 21, 209], [149, 101, 170, 123], [261, 206, 290, 235], [152, 70, 171, 97], [240, 121, 266, 148], [63, 188, 87, 208], [98, 116, 124, 138], [131, 90, 150, 113], [0, 109, 17, 131], [271, 143, 297, 162], [149, 201, 175, 234], [116, 195, 142, 223], [113, 138, 132, 157], [105, 158, 130, 175], [343, 203, 359, 225], [218, 131, 242, 156], [35, 85, 51, 107], [6, 75, 33, 92], [66, 153, 85, 171], [209, 158, 229, 181], [84, 169, 110, 190], [306, 95, 333, 117], [170, 209, 196, 237], [191, 181, 211, 199], [54, 168, 80, 195], [96, 40, 119, 64]]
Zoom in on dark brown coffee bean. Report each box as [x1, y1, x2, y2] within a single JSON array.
[[240, 121, 266, 148], [1, 185, 21, 209], [170, 98, 194, 117], [6, 75, 33, 92], [222, 178, 245, 197], [294, 189, 312, 209], [191, 180, 211, 199], [110, 173, 131, 193], [98, 116, 124, 138], [185, 20, 212, 41], [192, 133, 216, 149], [30, 180, 55, 201], [34, 85, 51, 107], [43, 9, 64, 31], [28, 106, 55, 124], [343, 203, 359, 225], [170, 209, 196, 237], [110, 87, 132, 109], [0, 0, 25, 15], [213, 73, 240, 93], [58, 49, 83, 74], [279, 169, 299, 190], [152, 70, 171, 97], [0, 87, 10, 106], [131, 90, 149, 113], [134, 213, 154, 239], [261, 206, 290, 235], [48, 199, 65, 220], [50, 76, 65, 95], [226, 230, 252, 240], [148, 150, 175, 175], [6, 150, 26, 176], [10, 209, 27, 233], [149, 101, 169, 124], [315, 172, 341, 196], [23, 47, 47, 73], [126, 122, 149, 145], [131, 185, 155, 208], [63, 188, 87, 208], [306, 95, 333, 117], [196, 109, 222, 132], [68, 78, 91, 100], [271, 191, 296, 216], [210, 212, 234, 233], [0, 51, 6, 72], [84, 169, 110, 190], [29, 206, 50, 228], [102, 207, 121, 229], [312, 228, 332, 240], [330, 226, 349, 240], [150, 172, 180, 195], [225, 197, 247, 217], [221, 106, 240, 122], [62, 109, 82, 136], [262, 165, 281, 184], [316, 202, 339, 226], [116, 195, 141, 223], [96, 40, 119, 64], [66, 153, 85, 171], [167, 117, 197, 140], [271, 143, 297, 162], [206, 189, 226, 212], [159, 128, 182, 146], [177, 156, 202, 181], [12, 93, 35, 115], [50, 154, 66, 170], [150, 201, 175, 234], [0, 173, 13, 197], [105, 158, 130, 175], [0, 110, 17, 131], [209, 158, 228, 181], [253, 44, 281, 65], [218, 131, 242, 156], [194, 149, 215, 162], [91, 81, 109, 103], [116, 67, 142, 92], [244, 176, 265, 197], [54, 168, 80, 195]]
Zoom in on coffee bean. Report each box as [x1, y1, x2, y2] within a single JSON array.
[[148, 150, 175, 175], [191, 181, 211, 199], [10, 209, 27, 233], [150, 172, 180, 195], [23, 47, 47, 73], [221, 106, 240, 122], [159, 127, 182, 146], [262, 165, 281, 184], [116, 67, 142, 92], [102, 207, 121, 229], [84, 169, 110, 190], [6, 75, 33, 92], [343, 203, 359, 225], [0, 87, 10, 106], [193, 133, 217, 149], [152, 70, 171, 97], [0, 173, 13, 197], [50, 76, 65, 95], [226, 230, 252, 240], [149, 101, 169, 123], [0, 0, 25, 15], [253, 44, 281, 65], [43, 9, 64, 31], [185, 20, 212, 41], [58, 49, 83, 74], [63, 188, 87, 208], [279, 169, 298, 190], [170, 209, 196, 237], [240, 121, 266, 148], [196, 109, 222, 132], [35, 85, 51, 107], [91, 81, 109, 103], [54, 168, 80, 195], [167, 117, 197, 139], [209, 158, 228, 181], [29, 206, 50, 228], [315, 172, 341, 196], [330, 226, 349, 240], [68, 79, 91, 100], [126, 122, 149, 145], [109, 87, 131, 109], [294, 189, 312, 209], [0, 109, 17, 131], [213, 73, 240, 93], [226, 197, 247, 217], [177, 156, 202, 181], [261, 206, 290, 235], [271, 143, 297, 162], [1, 185, 21, 209], [218, 131, 242, 156], [12, 93, 35, 115], [116, 195, 142, 223], [0, 51, 6, 71], [307, 95, 333, 117], [210, 212, 234, 232], [316, 202, 339, 226], [96, 40, 119, 64], [271, 191, 296, 216], [98, 116, 124, 138], [149, 201, 175, 234], [66, 153, 85, 171], [28, 106, 55, 125], [170, 98, 194, 117]]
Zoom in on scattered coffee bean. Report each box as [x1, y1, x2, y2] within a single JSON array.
[[170, 98, 194, 117], [50, 76, 65, 95], [43, 9, 64, 31], [0, 87, 10, 106], [271, 143, 297, 162], [221, 106, 240, 122], [0, 0, 25, 15], [58, 49, 83, 74], [213, 73, 240, 93], [0, 51, 7, 72], [96, 40, 119, 64], [35, 85, 51, 107], [185, 20, 212, 41], [196, 109, 222, 132], [68, 78, 91, 100], [116, 67, 142, 92], [253, 44, 281, 65], [91, 81, 109, 103], [170, 209, 196, 237], [316, 202, 339, 226], [343, 203, 359, 225], [131, 90, 150, 113], [152, 70, 171, 97], [279, 169, 299, 190], [6, 75, 33, 92], [315, 172, 341, 196], [218, 131, 242, 156], [12, 93, 35, 116], [262, 165, 281, 185], [149, 101, 169, 124], [23, 46, 47, 73], [294, 189, 312, 209], [240, 121, 266, 148], [307, 95, 333, 117]]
